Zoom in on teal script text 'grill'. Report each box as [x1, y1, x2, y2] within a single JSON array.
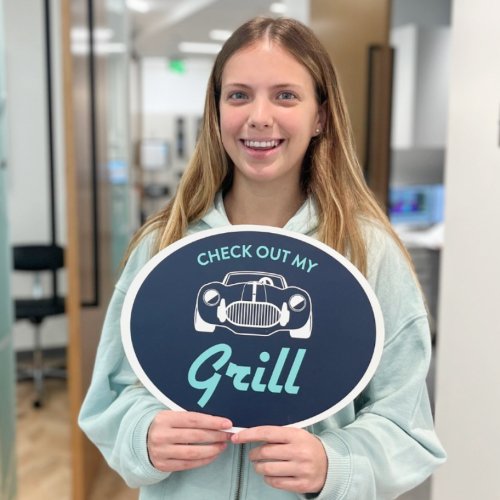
[[187, 343, 307, 408]]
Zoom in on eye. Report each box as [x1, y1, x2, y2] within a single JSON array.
[[276, 91, 297, 101], [227, 91, 248, 101]]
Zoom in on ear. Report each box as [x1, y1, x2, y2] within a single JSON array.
[[314, 102, 327, 136]]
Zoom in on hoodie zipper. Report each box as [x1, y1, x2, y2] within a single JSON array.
[[234, 443, 246, 500]]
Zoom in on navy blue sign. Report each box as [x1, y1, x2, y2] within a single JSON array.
[[121, 226, 384, 430]]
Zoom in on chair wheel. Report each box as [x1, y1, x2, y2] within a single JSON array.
[[33, 399, 43, 409]]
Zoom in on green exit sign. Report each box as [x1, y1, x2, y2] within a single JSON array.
[[168, 59, 186, 74]]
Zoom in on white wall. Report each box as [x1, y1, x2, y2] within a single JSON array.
[[283, 0, 310, 24], [140, 56, 212, 197], [4, 0, 67, 350], [413, 27, 450, 148], [142, 57, 211, 116], [390, 26, 417, 149], [390, 25, 450, 150], [4, 0, 50, 243], [432, 0, 500, 498]]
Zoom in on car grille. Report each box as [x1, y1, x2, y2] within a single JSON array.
[[226, 301, 280, 327]]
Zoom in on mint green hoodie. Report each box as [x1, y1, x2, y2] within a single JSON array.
[[79, 194, 446, 499]]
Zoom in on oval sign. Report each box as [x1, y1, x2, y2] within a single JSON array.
[[121, 226, 384, 430]]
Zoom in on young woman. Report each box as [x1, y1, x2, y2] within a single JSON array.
[[79, 17, 446, 499]]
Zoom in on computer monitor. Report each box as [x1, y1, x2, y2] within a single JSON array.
[[389, 184, 445, 226]]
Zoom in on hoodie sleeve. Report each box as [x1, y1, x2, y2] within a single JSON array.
[[78, 237, 171, 488], [304, 228, 446, 500]]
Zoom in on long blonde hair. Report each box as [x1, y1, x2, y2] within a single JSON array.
[[126, 17, 410, 276]]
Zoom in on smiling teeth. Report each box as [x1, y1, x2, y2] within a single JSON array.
[[245, 140, 280, 149]]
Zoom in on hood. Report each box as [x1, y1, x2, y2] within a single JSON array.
[[198, 192, 319, 236]]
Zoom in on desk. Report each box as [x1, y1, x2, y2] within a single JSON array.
[[395, 224, 444, 339]]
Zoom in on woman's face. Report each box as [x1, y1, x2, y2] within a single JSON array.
[[219, 40, 324, 191]]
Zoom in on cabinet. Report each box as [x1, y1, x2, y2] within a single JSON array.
[[391, 25, 451, 149], [408, 247, 440, 337]]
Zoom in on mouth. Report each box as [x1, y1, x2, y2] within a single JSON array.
[[241, 139, 284, 151]]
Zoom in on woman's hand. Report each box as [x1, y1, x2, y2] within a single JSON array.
[[147, 411, 233, 472], [232, 426, 327, 494]]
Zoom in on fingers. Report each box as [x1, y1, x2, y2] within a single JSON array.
[[231, 425, 290, 445], [147, 414, 327, 493], [250, 454, 322, 495], [149, 426, 231, 449], [149, 441, 228, 472], [231, 426, 327, 494], [157, 410, 232, 431], [263, 476, 313, 493], [249, 443, 291, 462], [151, 411, 233, 445], [252, 456, 293, 476], [147, 411, 233, 473], [157, 456, 221, 472]]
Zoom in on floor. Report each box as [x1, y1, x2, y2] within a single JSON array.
[[16, 379, 71, 499], [15, 378, 137, 500], [15, 352, 437, 500]]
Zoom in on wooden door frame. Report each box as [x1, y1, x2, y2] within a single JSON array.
[[60, 1, 103, 498]]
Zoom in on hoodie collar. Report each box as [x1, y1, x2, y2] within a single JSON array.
[[199, 192, 318, 236]]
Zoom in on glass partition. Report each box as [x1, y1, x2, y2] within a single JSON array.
[[105, 0, 132, 274], [0, 0, 17, 496]]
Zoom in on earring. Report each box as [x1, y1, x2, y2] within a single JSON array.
[[315, 128, 321, 134]]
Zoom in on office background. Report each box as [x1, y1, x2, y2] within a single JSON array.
[[1, 0, 499, 499]]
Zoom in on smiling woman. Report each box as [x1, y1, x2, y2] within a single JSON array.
[[79, 16, 446, 500], [219, 40, 324, 195]]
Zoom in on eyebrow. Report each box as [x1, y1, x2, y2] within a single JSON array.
[[222, 82, 305, 90]]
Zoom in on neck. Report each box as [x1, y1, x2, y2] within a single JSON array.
[[224, 182, 305, 228]]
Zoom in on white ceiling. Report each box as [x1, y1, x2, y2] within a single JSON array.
[[128, 0, 288, 58]]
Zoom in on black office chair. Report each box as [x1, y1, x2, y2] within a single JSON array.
[[13, 244, 66, 407]]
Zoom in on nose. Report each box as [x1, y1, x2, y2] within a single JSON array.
[[248, 97, 273, 129]]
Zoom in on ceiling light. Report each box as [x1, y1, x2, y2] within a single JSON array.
[[71, 27, 114, 42], [178, 42, 223, 55], [97, 42, 127, 54], [71, 42, 126, 55], [127, 0, 151, 13], [209, 29, 232, 41], [270, 2, 287, 14]]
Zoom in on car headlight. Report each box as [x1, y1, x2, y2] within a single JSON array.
[[289, 294, 307, 312], [203, 289, 220, 306]]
